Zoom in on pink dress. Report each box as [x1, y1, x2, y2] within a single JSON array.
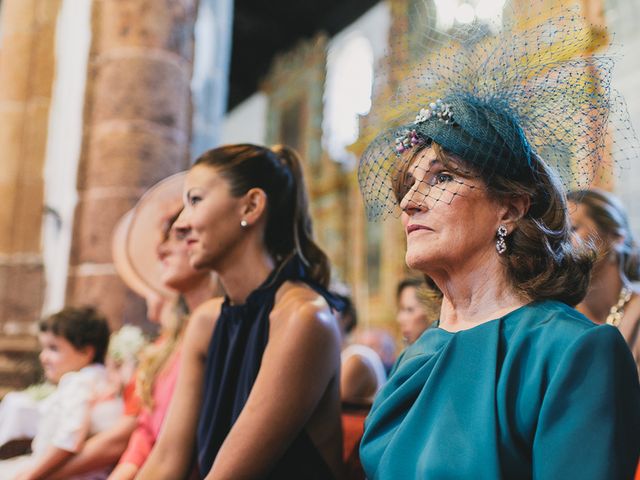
[[118, 348, 182, 468]]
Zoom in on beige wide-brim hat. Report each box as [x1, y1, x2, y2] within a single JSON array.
[[112, 172, 186, 301]]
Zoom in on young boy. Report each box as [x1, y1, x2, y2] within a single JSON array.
[[0, 306, 122, 480]]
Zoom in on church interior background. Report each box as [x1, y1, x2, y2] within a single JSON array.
[[0, 0, 639, 394]]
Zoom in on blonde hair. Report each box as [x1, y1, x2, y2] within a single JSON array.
[[135, 209, 189, 409], [136, 296, 189, 408]]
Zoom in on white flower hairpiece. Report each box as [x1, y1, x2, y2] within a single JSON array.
[[414, 99, 455, 125], [394, 99, 456, 153], [107, 325, 148, 364]]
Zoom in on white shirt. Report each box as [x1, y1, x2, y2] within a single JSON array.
[[0, 390, 42, 447], [0, 364, 122, 480]]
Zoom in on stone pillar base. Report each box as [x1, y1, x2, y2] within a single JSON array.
[[0, 260, 45, 396]]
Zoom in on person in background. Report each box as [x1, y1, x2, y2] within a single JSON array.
[[568, 189, 640, 374], [396, 278, 432, 345], [139, 144, 344, 479], [334, 294, 386, 480], [1, 307, 119, 480], [51, 173, 220, 480], [352, 328, 397, 375], [103, 325, 148, 409], [106, 210, 219, 480], [336, 293, 387, 407]]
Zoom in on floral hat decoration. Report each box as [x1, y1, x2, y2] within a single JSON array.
[[358, 1, 639, 221]]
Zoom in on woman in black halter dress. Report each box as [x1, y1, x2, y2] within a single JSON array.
[[139, 144, 344, 479]]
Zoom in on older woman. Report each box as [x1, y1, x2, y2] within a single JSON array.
[[357, 9, 640, 479], [568, 189, 640, 374]]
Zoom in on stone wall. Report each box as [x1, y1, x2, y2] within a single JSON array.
[[0, 0, 203, 395], [65, 0, 200, 330], [0, 0, 62, 395]]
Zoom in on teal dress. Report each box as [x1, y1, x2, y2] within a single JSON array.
[[360, 300, 640, 479]]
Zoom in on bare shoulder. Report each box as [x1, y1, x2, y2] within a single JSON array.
[[271, 282, 335, 324], [271, 281, 336, 334], [190, 296, 224, 328], [265, 281, 341, 382], [184, 296, 225, 358]]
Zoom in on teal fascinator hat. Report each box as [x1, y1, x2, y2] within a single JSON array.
[[358, 2, 639, 220], [394, 94, 532, 181]]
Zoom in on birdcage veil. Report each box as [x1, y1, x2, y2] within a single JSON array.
[[358, 0, 639, 221]]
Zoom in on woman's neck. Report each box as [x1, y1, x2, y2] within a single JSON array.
[[578, 259, 624, 324], [432, 255, 527, 332], [182, 276, 217, 313], [216, 245, 276, 305]]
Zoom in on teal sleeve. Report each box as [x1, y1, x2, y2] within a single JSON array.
[[533, 325, 640, 480]]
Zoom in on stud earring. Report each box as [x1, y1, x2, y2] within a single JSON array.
[[240, 219, 248, 228], [496, 225, 508, 254]]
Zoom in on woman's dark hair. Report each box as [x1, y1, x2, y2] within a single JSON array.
[[393, 142, 594, 306], [334, 293, 357, 334], [193, 144, 331, 286], [396, 277, 424, 301], [39, 306, 110, 364], [567, 189, 640, 282]]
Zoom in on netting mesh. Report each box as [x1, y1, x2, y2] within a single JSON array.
[[358, 1, 639, 221]]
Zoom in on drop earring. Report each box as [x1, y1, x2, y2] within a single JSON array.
[[496, 225, 508, 254]]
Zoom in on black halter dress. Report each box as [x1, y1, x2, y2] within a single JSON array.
[[196, 255, 341, 479]]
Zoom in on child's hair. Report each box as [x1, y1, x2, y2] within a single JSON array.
[[39, 306, 111, 364]]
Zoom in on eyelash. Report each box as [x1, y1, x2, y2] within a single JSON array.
[[429, 172, 454, 186], [402, 171, 455, 197], [188, 195, 201, 206], [173, 230, 188, 240]]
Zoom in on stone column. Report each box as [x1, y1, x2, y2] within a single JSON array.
[[0, 0, 62, 395], [65, 0, 199, 329]]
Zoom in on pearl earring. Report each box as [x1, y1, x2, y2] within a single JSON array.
[[240, 219, 248, 228]]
